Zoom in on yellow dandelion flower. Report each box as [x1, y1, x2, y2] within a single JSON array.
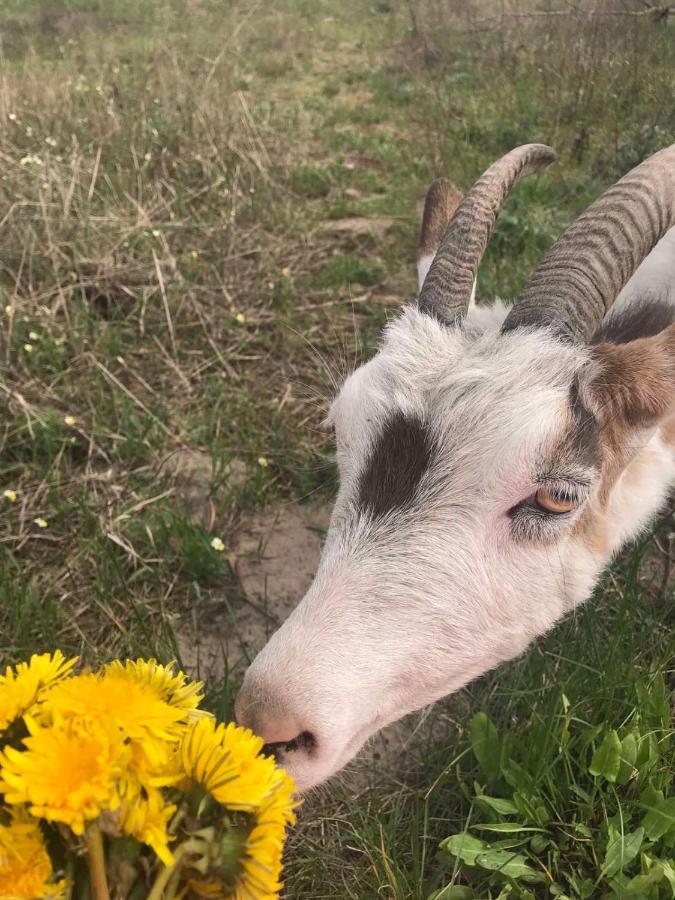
[[0, 811, 66, 899], [119, 785, 176, 866], [0, 718, 128, 834], [22, 344, 33, 354], [33, 518, 48, 528], [42, 671, 190, 774], [102, 658, 206, 716], [210, 537, 225, 552], [183, 877, 226, 898], [179, 719, 286, 812], [64, 415, 77, 427], [182, 766, 297, 900], [0, 650, 77, 731], [3, 489, 17, 503]]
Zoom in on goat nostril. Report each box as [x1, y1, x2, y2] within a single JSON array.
[[262, 730, 316, 761]]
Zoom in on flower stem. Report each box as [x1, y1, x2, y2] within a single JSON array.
[[147, 841, 194, 900], [86, 825, 110, 900]]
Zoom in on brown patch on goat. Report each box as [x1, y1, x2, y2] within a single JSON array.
[[572, 324, 675, 552], [660, 414, 675, 447], [418, 179, 463, 257]]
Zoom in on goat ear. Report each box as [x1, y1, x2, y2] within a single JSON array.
[[583, 323, 675, 430]]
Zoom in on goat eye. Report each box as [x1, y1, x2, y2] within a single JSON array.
[[535, 486, 579, 514]]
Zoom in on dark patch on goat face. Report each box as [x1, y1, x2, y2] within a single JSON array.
[[357, 412, 435, 517], [592, 298, 674, 345]]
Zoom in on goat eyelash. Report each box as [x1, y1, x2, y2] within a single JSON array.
[[508, 480, 588, 542]]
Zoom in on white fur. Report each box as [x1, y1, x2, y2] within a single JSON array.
[[416, 253, 434, 292], [236, 234, 675, 792]]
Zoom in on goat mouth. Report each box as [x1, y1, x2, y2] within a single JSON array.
[[262, 730, 316, 760]]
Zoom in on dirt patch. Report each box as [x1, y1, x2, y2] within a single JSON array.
[[157, 448, 247, 527], [319, 216, 395, 239], [177, 500, 332, 682]]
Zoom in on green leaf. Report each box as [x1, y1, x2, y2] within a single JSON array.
[[623, 861, 673, 898], [502, 759, 535, 795], [529, 834, 550, 854], [601, 826, 644, 877], [440, 833, 487, 866], [471, 713, 501, 782], [642, 797, 675, 841], [428, 887, 475, 900], [474, 848, 544, 881], [616, 732, 639, 785], [474, 795, 519, 816], [473, 823, 545, 834], [589, 729, 622, 782], [635, 732, 660, 776]]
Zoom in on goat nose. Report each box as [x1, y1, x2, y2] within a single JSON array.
[[234, 686, 318, 760], [261, 730, 316, 764]]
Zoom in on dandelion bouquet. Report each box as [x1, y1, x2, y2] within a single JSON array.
[[0, 652, 298, 899]]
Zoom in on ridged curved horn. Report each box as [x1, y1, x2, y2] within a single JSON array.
[[503, 144, 675, 342], [418, 144, 557, 325]]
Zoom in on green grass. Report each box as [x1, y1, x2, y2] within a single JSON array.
[[0, 1, 673, 897]]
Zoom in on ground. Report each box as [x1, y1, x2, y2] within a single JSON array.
[[0, 1, 673, 898]]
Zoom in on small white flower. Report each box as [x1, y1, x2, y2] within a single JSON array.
[[64, 415, 77, 427], [23, 343, 33, 353], [210, 537, 225, 552], [3, 489, 17, 503], [5, 305, 13, 316], [8, 113, 17, 122], [28, 331, 38, 341], [257, 456, 269, 468], [45, 136, 58, 148], [235, 312, 246, 325], [34, 517, 48, 528]]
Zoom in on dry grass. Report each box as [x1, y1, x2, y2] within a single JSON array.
[[0, 2, 673, 897]]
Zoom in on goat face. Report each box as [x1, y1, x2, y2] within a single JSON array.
[[235, 145, 675, 791], [236, 314, 601, 788]]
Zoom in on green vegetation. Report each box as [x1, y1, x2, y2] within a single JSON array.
[[0, 1, 673, 897]]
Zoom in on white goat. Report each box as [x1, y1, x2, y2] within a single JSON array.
[[235, 144, 675, 792]]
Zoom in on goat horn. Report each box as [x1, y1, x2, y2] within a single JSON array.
[[418, 144, 557, 325], [502, 144, 675, 342]]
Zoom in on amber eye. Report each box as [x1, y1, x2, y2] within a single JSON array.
[[535, 486, 579, 514]]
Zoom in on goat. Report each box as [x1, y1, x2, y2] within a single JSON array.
[[235, 144, 675, 791]]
